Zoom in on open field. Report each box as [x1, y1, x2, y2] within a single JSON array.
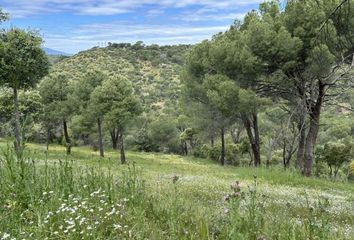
[[0, 140, 353, 239]]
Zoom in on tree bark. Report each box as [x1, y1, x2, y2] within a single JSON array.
[[13, 87, 21, 153], [46, 127, 51, 151], [283, 142, 295, 169], [296, 115, 306, 169], [252, 113, 261, 166], [97, 118, 104, 157], [303, 118, 320, 176], [63, 119, 71, 155], [110, 129, 119, 150], [220, 127, 225, 166], [303, 82, 325, 176], [184, 141, 188, 155], [242, 113, 261, 167], [120, 133, 126, 164]]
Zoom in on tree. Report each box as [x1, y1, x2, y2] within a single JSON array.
[[318, 142, 353, 178], [149, 115, 181, 154], [91, 74, 141, 164], [39, 72, 73, 154], [0, 28, 49, 152], [203, 74, 240, 165], [216, 0, 353, 175], [280, 0, 354, 176], [228, 2, 301, 167], [182, 42, 241, 165], [72, 69, 106, 157], [0, 89, 43, 141]]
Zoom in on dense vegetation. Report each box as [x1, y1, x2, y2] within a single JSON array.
[[0, 0, 353, 239]]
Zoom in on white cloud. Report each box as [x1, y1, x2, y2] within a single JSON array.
[[1, 0, 264, 53], [179, 12, 247, 22], [43, 22, 230, 53], [2, 0, 263, 17]]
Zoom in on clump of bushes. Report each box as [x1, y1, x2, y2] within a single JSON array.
[[316, 142, 353, 178]]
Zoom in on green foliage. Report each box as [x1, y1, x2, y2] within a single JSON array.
[[200, 143, 241, 166], [0, 28, 49, 90], [39, 43, 190, 154], [39, 72, 73, 123], [204, 74, 240, 117], [148, 116, 180, 153], [90, 74, 141, 132], [48, 43, 189, 116], [317, 142, 353, 177], [132, 127, 157, 152]]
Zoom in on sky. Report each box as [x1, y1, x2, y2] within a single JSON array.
[[0, 0, 264, 54]]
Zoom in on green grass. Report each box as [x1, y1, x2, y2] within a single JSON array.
[[0, 140, 353, 239], [19, 141, 354, 191]]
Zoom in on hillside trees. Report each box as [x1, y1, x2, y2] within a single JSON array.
[[90, 74, 141, 164], [0, 28, 49, 152], [183, 2, 292, 166], [71, 69, 106, 157], [232, 0, 352, 175], [240, 0, 354, 175], [182, 41, 241, 165], [183, 0, 353, 173], [279, 0, 354, 176], [204, 74, 240, 165], [39, 72, 74, 154]]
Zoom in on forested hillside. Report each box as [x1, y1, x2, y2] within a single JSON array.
[[0, 43, 191, 157], [50, 43, 189, 115], [0, 0, 354, 239]]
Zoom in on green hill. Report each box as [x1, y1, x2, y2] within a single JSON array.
[[49, 43, 190, 116]]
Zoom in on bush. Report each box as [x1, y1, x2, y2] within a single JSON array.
[[316, 142, 352, 178], [226, 144, 240, 166], [199, 143, 241, 165]]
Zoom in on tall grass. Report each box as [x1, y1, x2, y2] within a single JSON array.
[[0, 145, 352, 239]]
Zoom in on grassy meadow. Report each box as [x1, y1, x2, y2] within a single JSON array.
[[0, 140, 353, 239]]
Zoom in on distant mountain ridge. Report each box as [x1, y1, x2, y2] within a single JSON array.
[[44, 47, 70, 56]]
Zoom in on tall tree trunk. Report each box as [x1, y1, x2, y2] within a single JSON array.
[[63, 119, 71, 155], [295, 80, 307, 170], [296, 117, 306, 169], [97, 118, 104, 157], [46, 127, 51, 151], [252, 113, 261, 166], [120, 133, 126, 164], [303, 117, 320, 176], [242, 113, 261, 167], [220, 127, 225, 166], [110, 129, 119, 150], [184, 141, 188, 155], [283, 142, 294, 169], [303, 82, 325, 177], [13, 87, 21, 153]]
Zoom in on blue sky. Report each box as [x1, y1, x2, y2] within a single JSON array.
[[0, 0, 263, 54]]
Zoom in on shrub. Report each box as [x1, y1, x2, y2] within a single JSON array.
[[317, 142, 352, 178]]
